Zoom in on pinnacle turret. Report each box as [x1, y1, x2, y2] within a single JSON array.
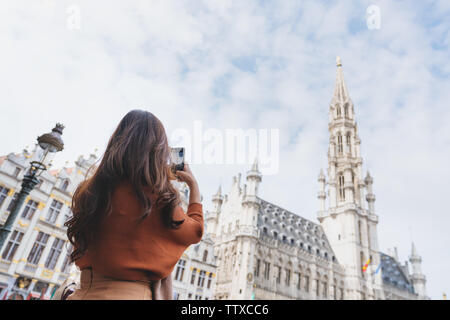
[[409, 242, 427, 297]]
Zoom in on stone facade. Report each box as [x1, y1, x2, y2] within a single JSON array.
[[0, 149, 95, 299]]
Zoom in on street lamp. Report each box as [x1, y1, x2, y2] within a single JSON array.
[[0, 123, 65, 251]]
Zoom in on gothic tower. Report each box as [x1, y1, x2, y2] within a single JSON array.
[[317, 57, 384, 300], [210, 159, 262, 300], [229, 158, 262, 299]]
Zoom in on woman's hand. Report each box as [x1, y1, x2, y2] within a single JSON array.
[[175, 163, 201, 204], [175, 163, 197, 187]]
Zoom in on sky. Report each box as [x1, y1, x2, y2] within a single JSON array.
[[0, 0, 449, 299]]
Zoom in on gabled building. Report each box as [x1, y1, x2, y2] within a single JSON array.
[[0, 147, 96, 299]]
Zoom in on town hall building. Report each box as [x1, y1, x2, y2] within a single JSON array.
[[205, 58, 428, 300]]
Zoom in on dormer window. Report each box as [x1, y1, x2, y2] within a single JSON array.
[[13, 167, 20, 177]]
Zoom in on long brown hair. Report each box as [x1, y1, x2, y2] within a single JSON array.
[[66, 110, 182, 262]]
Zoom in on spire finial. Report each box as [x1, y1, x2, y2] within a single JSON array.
[[251, 157, 259, 172], [332, 57, 349, 102], [411, 242, 419, 256], [216, 185, 222, 196]]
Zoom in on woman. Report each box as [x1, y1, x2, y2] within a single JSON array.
[[65, 109, 203, 300]]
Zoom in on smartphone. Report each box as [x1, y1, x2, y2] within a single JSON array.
[[170, 147, 185, 173]]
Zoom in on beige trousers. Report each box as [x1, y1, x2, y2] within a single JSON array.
[[67, 268, 153, 300]]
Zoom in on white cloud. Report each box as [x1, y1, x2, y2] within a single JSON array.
[[0, 0, 448, 299]]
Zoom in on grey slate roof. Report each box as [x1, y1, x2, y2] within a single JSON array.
[[257, 198, 338, 263], [380, 252, 415, 294]]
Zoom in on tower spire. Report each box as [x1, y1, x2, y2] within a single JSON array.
[[320, 58, 382, 300], [333, 56, 350, 103]]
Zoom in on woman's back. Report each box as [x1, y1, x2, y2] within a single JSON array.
[[75, 180, 203, 281]]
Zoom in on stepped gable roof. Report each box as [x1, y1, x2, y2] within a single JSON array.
[[257, 198, 337, 262]]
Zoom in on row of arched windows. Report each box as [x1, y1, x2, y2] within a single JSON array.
[[254, 259, 345, 299], [336, 132, 352, 155], [335, 104, 350, 118], [337, 171, 357, 202]]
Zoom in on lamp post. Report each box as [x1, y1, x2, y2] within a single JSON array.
[[0, 123, 64, 252]]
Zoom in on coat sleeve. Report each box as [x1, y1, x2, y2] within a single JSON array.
[[174, 203, 204, 244]]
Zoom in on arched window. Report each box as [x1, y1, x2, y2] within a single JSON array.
[[338, 174, 345, 201], [358, 221, 363, 245], [202, 250, 208, 262], [336, 106, 341, 117], [61, 180, 69, 191], [337, 133, 343, 154], [344, 104, 349, 117], [360, 251, 365, 278], [346, 132, 351, 153]]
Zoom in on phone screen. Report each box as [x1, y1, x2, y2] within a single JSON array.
[[170, 147, 185, 171]]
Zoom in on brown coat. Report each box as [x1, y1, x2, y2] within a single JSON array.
[[70, 181, 203, 298]]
